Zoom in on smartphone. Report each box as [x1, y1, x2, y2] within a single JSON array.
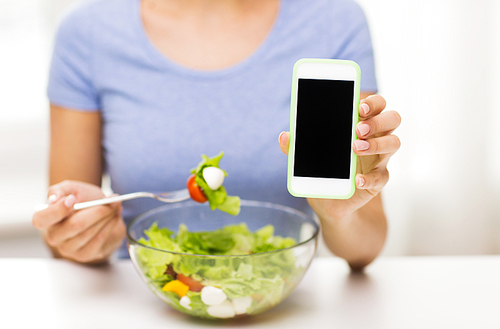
[[287, 58, 360, 199]]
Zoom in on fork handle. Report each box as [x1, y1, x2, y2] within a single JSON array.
[[34, 192, 153, 212], [73, 192, 153, 210]]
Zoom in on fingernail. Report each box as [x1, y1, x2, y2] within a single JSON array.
[[356, 176, 365, 187], [47, 194, 58, 204], [357, 124, 370, 137], [278, 131, 285, 144], [64, 194, 76, 208], [360, 103, 369, 116], [354, 140, 370, 151]]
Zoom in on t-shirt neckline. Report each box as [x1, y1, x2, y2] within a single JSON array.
[[133, 0, 285, 79]]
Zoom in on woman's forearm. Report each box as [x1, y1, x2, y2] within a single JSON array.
[[312, 193, 387, 270]]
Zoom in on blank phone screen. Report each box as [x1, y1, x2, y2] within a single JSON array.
[[294, 78, 354, 179]]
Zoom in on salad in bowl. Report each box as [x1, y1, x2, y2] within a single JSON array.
[[127, 153, 319, 319]]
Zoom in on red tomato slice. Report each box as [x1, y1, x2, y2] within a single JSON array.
[[186, 174, 208, 203], [177, 273, 204, 292]]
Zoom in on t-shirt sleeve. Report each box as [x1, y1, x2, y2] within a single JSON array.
[[330, 0, 378, 93], [47, 5, 99, 111]]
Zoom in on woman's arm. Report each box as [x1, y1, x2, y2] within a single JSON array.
[[33, 105, 125, 264], [308, 193, 387, 271], [49, 104, 102, 185]]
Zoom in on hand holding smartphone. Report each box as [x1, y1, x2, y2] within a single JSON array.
[[287, 59, 360, 199]]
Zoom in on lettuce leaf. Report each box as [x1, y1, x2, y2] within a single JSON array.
[[136, 223, 182, 281]]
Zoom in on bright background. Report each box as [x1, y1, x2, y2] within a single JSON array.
[[1, 0, 499, 257]]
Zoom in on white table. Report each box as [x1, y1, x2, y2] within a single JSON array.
[[2, 256, 499, 328]]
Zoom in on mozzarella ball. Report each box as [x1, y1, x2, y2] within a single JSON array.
[[207, 300, 236, 318], [202, 167, 225, 190], [231, 296, 253, 315], [179, 296, 192, 310], [201, 286, 227, 306]]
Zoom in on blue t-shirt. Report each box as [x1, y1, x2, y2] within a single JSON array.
[[48, 0, 377, 258]]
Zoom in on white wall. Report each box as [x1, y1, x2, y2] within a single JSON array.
[[0, 0, 50, 228], [357, 0, 500, 255], [1, 0, 499, 256]]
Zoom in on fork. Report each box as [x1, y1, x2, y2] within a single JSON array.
[[34, 189, 191, 212]]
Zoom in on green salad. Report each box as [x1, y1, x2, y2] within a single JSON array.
[[135, 222, 303, 318]]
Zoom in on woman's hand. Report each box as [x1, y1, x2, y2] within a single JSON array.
[[279, 94, 400, 268], [279, 94, 400, 217], [32, 180, 126, 264]]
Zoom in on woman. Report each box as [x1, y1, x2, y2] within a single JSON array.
[[32, 0, 401, 270]]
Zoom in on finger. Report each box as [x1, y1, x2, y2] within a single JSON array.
[[356, 169, 389, 191], [46, 202, 120, 248], [72, 214, 125, 263], [56, 207, 118, 255], [32, 194, 77, 229], [46, 194, 58, 205], [356, 110, 401, 139], [359, 95, 387, 120], [46, 180, 80, 204], [100, 217, 126, 258], [353, 135, 401, 156], [279, 131, 290, 156]]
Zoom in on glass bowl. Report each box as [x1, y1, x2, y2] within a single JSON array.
[[127, 200, 319, 319]]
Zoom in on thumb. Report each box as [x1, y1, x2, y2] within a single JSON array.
[[278, 131, 290, 156]]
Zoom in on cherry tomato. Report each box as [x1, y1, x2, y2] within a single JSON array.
[[187, 174, 208, 203], [177, 273, 204, 292]]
